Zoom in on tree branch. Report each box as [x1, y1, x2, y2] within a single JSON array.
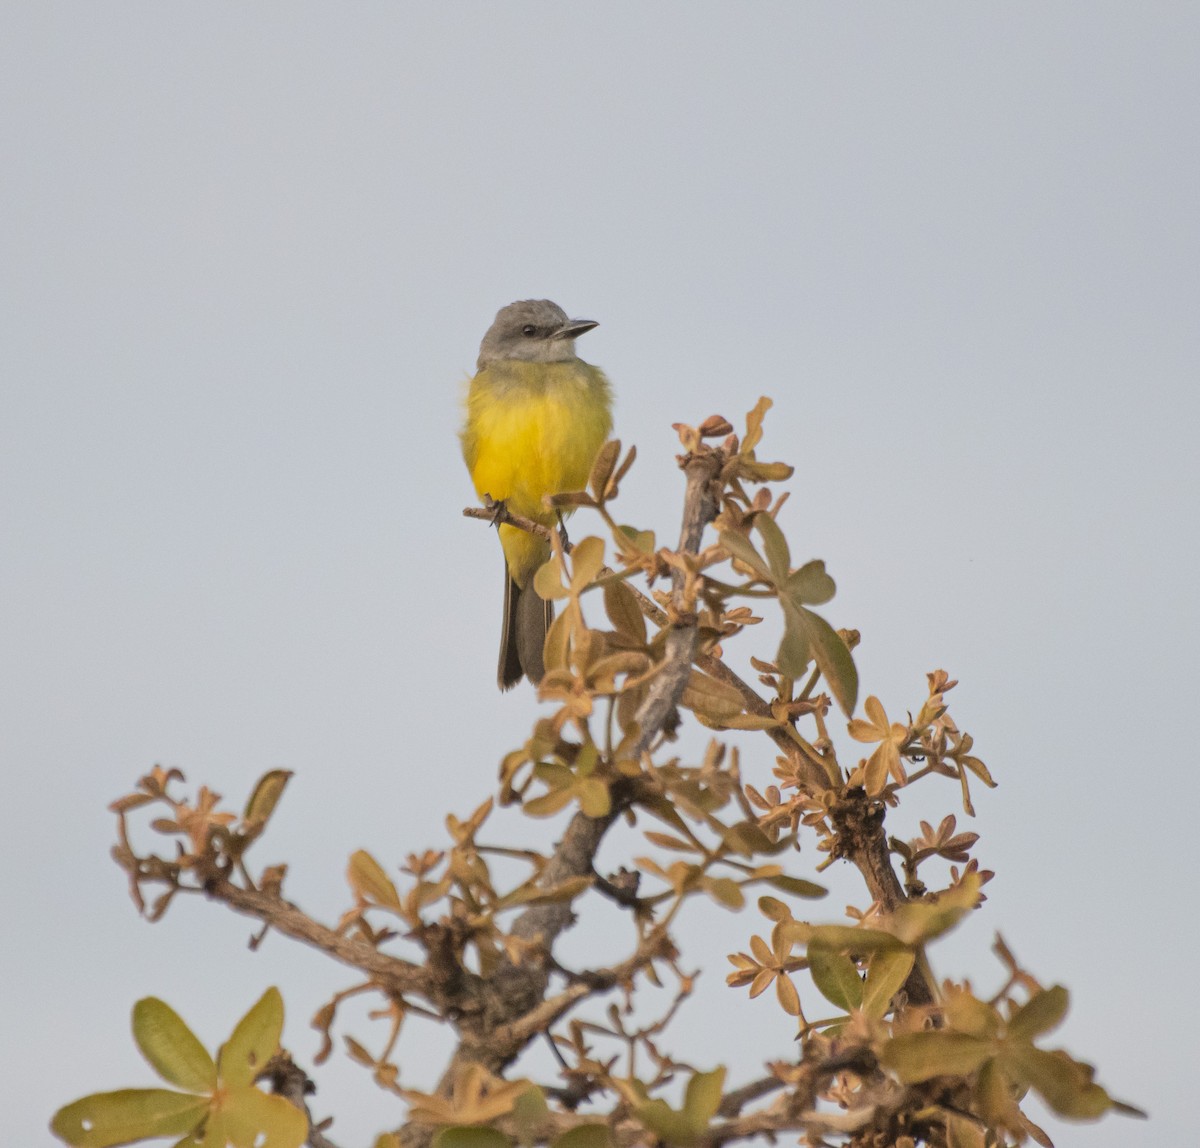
[[498, 448, 722, 967], [204, 880, 430, 999], [408, 449, 726, 1148]]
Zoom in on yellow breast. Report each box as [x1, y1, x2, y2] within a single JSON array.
[[461, 359, 614, 523]]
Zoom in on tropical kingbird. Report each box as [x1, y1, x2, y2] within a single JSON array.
[[461, 299, 613, 689]]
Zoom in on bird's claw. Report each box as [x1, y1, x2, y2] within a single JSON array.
[[483, 496, 508, 529]]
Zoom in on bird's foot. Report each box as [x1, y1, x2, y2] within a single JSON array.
[[555, 511, 570, 550], [483, 495, 509, 529]]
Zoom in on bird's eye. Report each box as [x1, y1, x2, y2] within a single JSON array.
[[521, 324, 537, 337]]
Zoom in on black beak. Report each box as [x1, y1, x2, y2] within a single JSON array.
[[555, 319, 598, 340]]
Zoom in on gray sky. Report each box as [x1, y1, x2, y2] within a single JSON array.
[[3, 4, 1197, 1145]]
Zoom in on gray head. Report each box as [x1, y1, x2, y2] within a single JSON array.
[[476, 299, 598, 369]]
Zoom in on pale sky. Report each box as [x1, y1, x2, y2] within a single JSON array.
[[3, 5, 1198, 1145]]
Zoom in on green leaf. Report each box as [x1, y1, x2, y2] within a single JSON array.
[[575, 742, 599, 776], [51, 1089, 207, 1147], [753, 513, 791, 582], [532, 761, 575, 787], [521, 788, 576, 817], [974, 1056, 1018, 1127], [1006, 985, 1069, 1042], [511, 1085, 550, 1142], [718, 530, 772, 581], [791, 602, 858, 717], [683, 1067, 726, 1126], [889, 873, 981, 945], [776, 604, 811, 678], [781, 921, 906, 953], [615, 524, 655, 556], [242, 769, 293, 829], [738, 459, 794, 482], [703, 877, 745, 910], [131, 999, 216, 1093], [433, 1129, 513, 1148], [763, 874, 826, 899], [785, 560, 836, 606], [861, 950, 915, 1019], [807, 947, 863, 1011], [880, 1032, 995, 1083], [218, 987, 283, 1088], [553, 1125, 612, 1148], [1000, 1045, 1114, 1119], [347, 850, 403, 911], [222, 1085, 308, 1148], [576, 777, 612, 818], [633, 1100, 695, 1147], [194, 1108, 229, 1147], [943, 989, 1001, 1039]]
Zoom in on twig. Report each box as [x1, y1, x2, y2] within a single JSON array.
[[462, 504, 556, 538], [203, 880, 430, 999], [715, 1074, 786, 1117]]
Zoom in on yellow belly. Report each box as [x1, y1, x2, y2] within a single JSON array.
[[461, 359, 613, 585]]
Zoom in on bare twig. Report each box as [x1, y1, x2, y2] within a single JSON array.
[[462, 503, 555, 537], [203, 880, 430, 999], [715, 1073, 786, 1117]]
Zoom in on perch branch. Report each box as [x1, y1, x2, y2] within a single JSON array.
[[203, 880, 430, 999]]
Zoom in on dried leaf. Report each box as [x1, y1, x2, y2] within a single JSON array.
[[532, 557, 570, 602], [603, 580, 647, 644], [588, 439, 621, 501], [680, 671, 744, 721], [743, 396, 772, 455], [569, 537, 606, 590]]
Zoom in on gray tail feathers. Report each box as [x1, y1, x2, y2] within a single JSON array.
[[498, 572, 554, 689]]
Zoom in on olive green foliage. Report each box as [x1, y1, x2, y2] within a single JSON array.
[[52, 989, 306, 1148], [55, 400, 1139, 1148]]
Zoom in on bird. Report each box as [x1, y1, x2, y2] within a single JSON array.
[[460, 299, 613, 689]]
